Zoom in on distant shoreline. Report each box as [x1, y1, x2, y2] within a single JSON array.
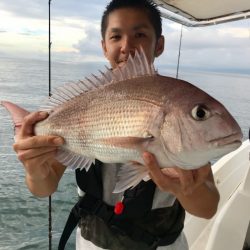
[[0, 55, 249, 77]]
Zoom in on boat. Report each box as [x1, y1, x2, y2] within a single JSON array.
[[153, 1, 250, 249]]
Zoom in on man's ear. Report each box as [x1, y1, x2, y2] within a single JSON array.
[[101, 40, 108, 58], [155, 35, 165, 57]]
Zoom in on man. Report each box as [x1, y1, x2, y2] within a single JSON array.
[[13, 0, 219, 249]]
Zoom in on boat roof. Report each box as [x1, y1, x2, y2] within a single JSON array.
[[154, 0, 250, 26]]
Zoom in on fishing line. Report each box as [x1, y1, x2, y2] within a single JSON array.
[[176, 24, 183, 79], [248, 18, 250, 39], [49, 0, 52, 97], [48, 1, 52, 250], [47, 1, 71, 247]]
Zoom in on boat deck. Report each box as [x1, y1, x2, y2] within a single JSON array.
[[184, 139, 250, 250]]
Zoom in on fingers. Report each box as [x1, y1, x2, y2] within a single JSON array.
[[25, 151, 59, 181], [13, 135, 64, 151], [143, 152, 177, 193], [14, 143, 60, 181], [194, 163, 212, 186], [142, 151, 211, 196], [175, 168, 194, 195], [18, 111, 48, 139], [175, 163, 211, 195], [11, 111, 66, 183], [13, 133, 64, 180], [161, 168, 179, 178], [25, 151, 57, 173], [143, 152, 163, 181], [13, 135, 64, 172], [16, 146, 58, 162], [143, 152, 164, 180]]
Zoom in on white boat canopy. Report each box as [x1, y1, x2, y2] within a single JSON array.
[[154, 0, 250, 26]]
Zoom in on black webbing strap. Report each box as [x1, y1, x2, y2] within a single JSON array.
[[58, 192, 183, 250], [59, 164, 184, 249], [58, 193, 114, 250], [109, 220, 182, 248]]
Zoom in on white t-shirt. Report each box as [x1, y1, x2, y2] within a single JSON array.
[[75, 163, 189, 250]]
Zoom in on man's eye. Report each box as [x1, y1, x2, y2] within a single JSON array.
[[110, 35, 120, 40], [136, 33, 146, 38]]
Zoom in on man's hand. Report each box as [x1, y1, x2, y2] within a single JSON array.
[[142, 151, 219, 219], [142, 152, 210, 196], [13, 111, 66, 197]]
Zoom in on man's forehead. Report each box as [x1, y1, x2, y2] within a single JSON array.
[[107, 23, 152, 33], [106, 8, 153, 29]]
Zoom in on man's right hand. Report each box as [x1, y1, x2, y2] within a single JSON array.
[[13, 111, 66, 197]]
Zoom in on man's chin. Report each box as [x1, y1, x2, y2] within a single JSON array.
[[117, 61, 127, 67]]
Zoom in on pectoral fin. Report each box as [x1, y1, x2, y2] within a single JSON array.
[[98, 136, 154, 150]]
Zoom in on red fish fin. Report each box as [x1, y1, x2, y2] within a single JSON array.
[[1, 101, 30, 136]]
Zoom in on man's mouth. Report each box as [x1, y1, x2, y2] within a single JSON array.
[[117, 59, 128, 67]]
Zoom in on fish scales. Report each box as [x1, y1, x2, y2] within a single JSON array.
[[36, 76, 165, 162]]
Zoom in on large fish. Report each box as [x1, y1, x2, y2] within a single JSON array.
[[1, 50, 242, 192]]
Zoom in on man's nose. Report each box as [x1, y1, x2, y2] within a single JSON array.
[[121, 37, 135, 56]]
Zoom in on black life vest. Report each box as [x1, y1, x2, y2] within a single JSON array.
[[58, 161, 185, 250]]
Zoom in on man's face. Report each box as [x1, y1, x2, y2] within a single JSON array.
[[102, 7, 164, 69]]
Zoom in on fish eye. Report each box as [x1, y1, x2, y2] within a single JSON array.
[[191, 105, 210, 121]]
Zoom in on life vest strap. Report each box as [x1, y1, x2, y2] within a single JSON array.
[[58, 193, 114, 250], [58, 192, 183, 250]]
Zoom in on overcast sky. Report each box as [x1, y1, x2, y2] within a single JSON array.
[[0, 0, 249, 74]]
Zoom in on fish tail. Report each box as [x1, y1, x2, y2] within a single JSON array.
[[0, 101, 30, 136]]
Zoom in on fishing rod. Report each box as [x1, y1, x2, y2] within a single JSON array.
[[48, 1, 52, 250], [49, 0, 52, 97], [176, 24, 183, 79]]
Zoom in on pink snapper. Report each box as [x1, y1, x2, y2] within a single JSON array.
[[1, 50, 242, 192]]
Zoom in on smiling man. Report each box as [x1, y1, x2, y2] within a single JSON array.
[[12, 1, 219, 249], [101, 5, 164, 68]]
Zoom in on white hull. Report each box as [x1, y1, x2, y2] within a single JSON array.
[[184, 139, 250, 250]]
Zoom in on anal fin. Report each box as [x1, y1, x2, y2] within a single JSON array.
[[113, 162, 150, 193], [56, 148, 94, 171]]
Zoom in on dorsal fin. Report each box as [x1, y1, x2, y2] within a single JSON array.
[[111, 48, 156, 81], [40, 48, 156, 113]]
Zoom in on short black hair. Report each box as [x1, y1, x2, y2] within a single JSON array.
[[101, 0, 162, 39]]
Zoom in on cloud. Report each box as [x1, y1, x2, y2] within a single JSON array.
[[73, 25, 103, 59], [0, 0, 108, 20], [0, 0, 47, 20], [0, 4, 104, 63], [0, 0, 249, 74], [219, 27, 250, 38], [163, 19, 250, 51], [0, 0, 110, 63], [51, 1, 108, 20], [157, 18, 250, 74]]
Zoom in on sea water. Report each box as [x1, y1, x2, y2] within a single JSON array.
[[0, 57, 249, 250]]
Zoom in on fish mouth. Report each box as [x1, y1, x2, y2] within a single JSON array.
[[209, 132, 243, 147]]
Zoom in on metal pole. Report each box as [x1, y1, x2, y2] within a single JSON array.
[[49, 196, 52, 250], [49, 0, 52, 97], [48, 1, 52, 250], [176, 24, 183, 79]]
